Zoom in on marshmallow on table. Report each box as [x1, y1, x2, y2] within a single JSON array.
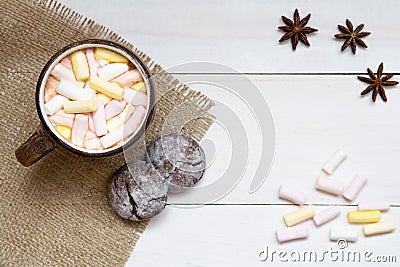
[[343, 175, 367, 201], [322, 149, 347, 175], [94, 47, 129, 63], [85, 48, 98, 77], [71, 50, 90, 82], [347, 210, 381, 223], [44, 95, 68, 115], [98, 63, 129, 81], [313, 206, 341, 226], [363, 221, 395, 236], [100, 106, 146, 148], [56, 80, 93, 101], [89, 76, 124, 100], [358, 199, 390, 211], [329, 226, 358, 242], [105, 99, 126, 120], [71, 114, 88, 147], [112, 69, 143, 87], [283, 206, 315, 227], [63, 100, 98, 113], [124, 88, 148, 107], [106, 104, 136, 132], [276, 224, 309, 243], [316, 176, 344, 196], [92, 100, 107, 136], [50, 63, 84, 88], [278, 185, 306, 205]]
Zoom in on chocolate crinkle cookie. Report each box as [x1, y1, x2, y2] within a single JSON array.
[[108, 161, 168, 221], [147, 133, 206, 193]]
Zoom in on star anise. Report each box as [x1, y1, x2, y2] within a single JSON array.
[[334, 19, 371, 54], [358, 63, 398, 102], [278, 9, 318, 50]]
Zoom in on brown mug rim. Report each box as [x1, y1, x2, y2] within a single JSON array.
[[36, 39, 156, 157]]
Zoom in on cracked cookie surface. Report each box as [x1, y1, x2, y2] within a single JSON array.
[[147, 134, 206, 193], [108, 161, 167, 221]]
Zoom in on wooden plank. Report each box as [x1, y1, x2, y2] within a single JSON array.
[[61, 0, 400, 73], [128, 205, 400, 266], [167, 74, 400, 205]]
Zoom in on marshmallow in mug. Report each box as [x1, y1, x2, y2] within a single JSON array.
[[44, 47, 148, 150]]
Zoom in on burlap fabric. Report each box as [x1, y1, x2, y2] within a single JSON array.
[[0, 0, 214, 266]]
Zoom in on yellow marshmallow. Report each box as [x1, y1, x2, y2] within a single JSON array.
[[63, 100, 98, 113], [54, 124, 71, 140], [89, 76, 124, 100], [94, 47, 128, 63], [283, 206, 315, 227], [347, 210, 381, 223], [71, 50, 90, 82], [131, 82, 147, 94], [106, 105, 135, 132], [363, 221, 395, 236]]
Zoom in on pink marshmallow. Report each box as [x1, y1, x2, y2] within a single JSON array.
[[313, 206, 341, 226], [50, 63, 84, 88], [87, 112, 95, 132], [358, 199, 390, 211], [100, 106, 146, 148], [84, 137, 103, 150], [124, 88, 148, 107], [86, 48, 98, 77], [60, 56, 72, 69], [84, 130, 97, 141], [92, 100, 107, 136], [71, 114, 88, 147], [50, 110, 75, 128], [112, 69, 142, 87], [276, 224, 309, 243], [278, 185, 306, 205], [44, 76, 60, 103], [105, 99, 126, 120], [343, 175, 367, 201]]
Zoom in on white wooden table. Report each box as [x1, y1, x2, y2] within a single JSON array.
[[62, 1, 400, 266]]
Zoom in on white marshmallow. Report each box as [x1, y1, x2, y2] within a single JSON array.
[[56, 80, 93, 101], [98, 63, 129, 81], [44, 95, 68, 115], [322, 149, 347, 175], [329, 226, 358, 242]]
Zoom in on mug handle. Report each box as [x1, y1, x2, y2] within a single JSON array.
[[15, 125, 56, 167]]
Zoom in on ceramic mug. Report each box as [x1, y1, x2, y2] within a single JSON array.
[[15, 39, 155, 167]]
